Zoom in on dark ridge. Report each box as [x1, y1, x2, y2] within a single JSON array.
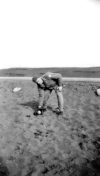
[[0, 67, 100, 77]]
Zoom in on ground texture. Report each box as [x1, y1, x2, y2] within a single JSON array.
[[0, 80, 100, 176]]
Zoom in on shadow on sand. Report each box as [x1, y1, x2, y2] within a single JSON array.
[[20, 101, 54, 113], [20, 100, 38, 111]]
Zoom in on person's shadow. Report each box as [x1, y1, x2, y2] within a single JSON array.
[[20, 100, 54, 112], [20, 100, 38, 111]]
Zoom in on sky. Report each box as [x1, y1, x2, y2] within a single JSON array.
[[0, 0, 100, 69]]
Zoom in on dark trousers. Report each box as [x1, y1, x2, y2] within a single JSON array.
[[38, 88, 64, 111]]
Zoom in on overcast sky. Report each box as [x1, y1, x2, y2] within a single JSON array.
[[0, 0, 100, 69]]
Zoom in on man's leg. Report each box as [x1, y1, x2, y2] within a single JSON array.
[[55, 89, 64, 113], [34, 89, 44, 115], [42, 89, 52, 109], [38, 89, 44, 107]]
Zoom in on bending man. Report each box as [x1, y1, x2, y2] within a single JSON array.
[[32, 72, 64, 116]]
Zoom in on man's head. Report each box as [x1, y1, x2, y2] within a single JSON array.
[[32, 76, 38, 83], [32, 76, 43, 84]]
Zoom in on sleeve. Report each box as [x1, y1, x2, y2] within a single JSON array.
[[37, 84, 43, 97], [41, 72, 63, 86]]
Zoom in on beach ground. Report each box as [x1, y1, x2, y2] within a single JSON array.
[[0, 80, 100, 176]]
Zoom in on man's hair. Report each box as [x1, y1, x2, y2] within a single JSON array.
[[32, 76, 39, 83]]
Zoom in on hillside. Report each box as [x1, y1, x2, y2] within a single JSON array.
[[0, 67, 100, 77]]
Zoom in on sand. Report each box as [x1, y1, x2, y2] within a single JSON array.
[[0, 80, 100, 176]]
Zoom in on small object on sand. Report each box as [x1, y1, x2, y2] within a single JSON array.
[[26, 115, 31, 117], [34, 110, 43, 116], [96, 89, 100, 96], [12, 87, 22, 93], [38, 110, 42, 114]]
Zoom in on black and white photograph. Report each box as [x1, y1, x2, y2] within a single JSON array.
[[0, 0, 100, 176]]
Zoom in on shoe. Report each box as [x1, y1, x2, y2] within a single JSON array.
[[38, 106, 47, 112], [38, 106, 43, 110], [38, 106, 47, 111], [56, 111, 63, 116], [42, 107, 47, 112], [53, 107, 60, 113], [55, 107, 59, 110]]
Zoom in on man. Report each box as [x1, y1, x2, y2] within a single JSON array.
[[32, 72, 64, 116]]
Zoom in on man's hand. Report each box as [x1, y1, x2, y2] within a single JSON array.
[[57, 86, 62, 92], [37, 77, 43, 84]]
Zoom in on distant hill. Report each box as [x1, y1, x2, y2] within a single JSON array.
[[0, 67, 100, 77]]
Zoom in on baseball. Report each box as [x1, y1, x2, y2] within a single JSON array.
[[97, 89, 100, 96], [13, 87, 22, 93], [37, 110, 41, 114]]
